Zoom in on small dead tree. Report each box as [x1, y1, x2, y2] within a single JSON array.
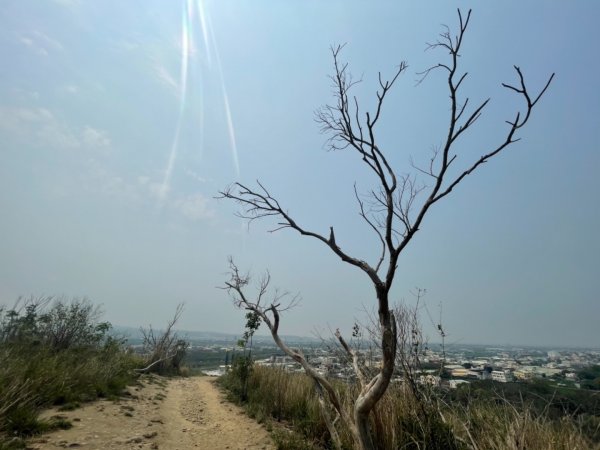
[[137, 303, 187, 375], [219, 10, 553, 450], [394, 290, 431, 405], [222, 258, 344, 449]]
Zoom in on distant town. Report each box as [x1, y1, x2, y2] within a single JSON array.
[[117, 327, 600, 390], [202, 341, 600, 390]]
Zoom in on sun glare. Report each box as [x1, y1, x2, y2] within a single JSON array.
[[159, 0, 239, 207]]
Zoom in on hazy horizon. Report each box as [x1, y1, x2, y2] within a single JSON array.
[[108, 324, 600, 351], [1, 1, 599, 348], [110, 323, 600, 351]]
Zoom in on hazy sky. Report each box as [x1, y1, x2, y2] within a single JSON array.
[[1, 1, 598, 348]]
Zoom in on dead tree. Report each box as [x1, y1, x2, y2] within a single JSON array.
[[137, 303, 187, 375], [219, 9, 553, 450], [222, 258, 344, 449]]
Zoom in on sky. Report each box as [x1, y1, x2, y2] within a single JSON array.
[[0, 1, 598, 348]]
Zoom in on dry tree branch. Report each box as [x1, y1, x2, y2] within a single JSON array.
[[354, 183, 386, 272], [221, 258, 349, 449], [335, 328, 368, 391], [217, 183, 382, 288], [139, 303, 185, 374]]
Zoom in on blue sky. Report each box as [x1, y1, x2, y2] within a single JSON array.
[[1, 1, 598, 347]]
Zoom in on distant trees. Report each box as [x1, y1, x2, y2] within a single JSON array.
[[220, 9, 553, 450], [0, 296, 111, 350], [578, 365, 600, 390]]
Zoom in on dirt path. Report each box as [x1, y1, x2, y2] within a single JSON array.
[[156, 377, 274, 450], [28, 376, 274, 450]]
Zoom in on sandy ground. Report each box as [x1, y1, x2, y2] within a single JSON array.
[[28, 375, 275, 450]]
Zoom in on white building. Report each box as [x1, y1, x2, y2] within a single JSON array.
[[492, 370, 514, 383]]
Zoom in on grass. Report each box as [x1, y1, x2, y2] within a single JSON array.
[[219, 365, 341, 448], [0, 298, 143, 447], [219, 364, 600, 450]]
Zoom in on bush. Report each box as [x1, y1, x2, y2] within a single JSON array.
[[0, 297, 141, 443]]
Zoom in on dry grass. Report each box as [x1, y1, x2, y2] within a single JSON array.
[[220, 365, 600, 450]]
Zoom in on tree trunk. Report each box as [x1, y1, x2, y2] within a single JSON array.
[[352, 289, 397, 450], [355, 409, 375, 450]]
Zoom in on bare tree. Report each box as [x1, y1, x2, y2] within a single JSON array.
[[222, 257, 344, 449], [137, 303, 187, 375], [219, 9, 553, 450]]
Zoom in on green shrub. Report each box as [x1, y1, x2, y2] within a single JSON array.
[[0, 297, 140, 443]]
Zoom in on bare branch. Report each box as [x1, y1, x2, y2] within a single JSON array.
[[217, 182, 382, 287], [221, 259, 353, 446], [335, 328, 368, 390], [139, 303, 186, 375], [395, 9, 554, 269], [354, 184, 386, 272], [134, 352, 177, 373]]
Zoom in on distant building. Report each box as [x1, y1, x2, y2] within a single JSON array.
[[469, 368, 492, 380], [537, 367, 562, 378], [471, 359, 490, 368], [492, 370, 514, 383], [514, 368, 535, 380], [451, 367, 470, 378]]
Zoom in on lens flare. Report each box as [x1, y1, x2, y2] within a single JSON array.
[[196, 0, 212, 68], [206, 7, 240, 177], [159, 0, 240, 206], [158, 124, 181, 203], [159, 0, 192, 204]]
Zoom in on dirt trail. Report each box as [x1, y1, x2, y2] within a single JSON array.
[[156, 377, 274, 450], [29, 376, 274, 450]]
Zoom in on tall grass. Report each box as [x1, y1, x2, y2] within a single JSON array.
[[220, 364, 331, 447], [220, 365, 600, 450], [0, 297, 142, 447]]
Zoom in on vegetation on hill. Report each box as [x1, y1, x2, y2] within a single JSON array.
[[579, 365, 600, 390], [449, 379, 600, 419], [2, 295, 596, 449], [0, 297, 141, 448]]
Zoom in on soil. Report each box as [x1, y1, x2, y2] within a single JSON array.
[[28, 376, 275, 450]]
